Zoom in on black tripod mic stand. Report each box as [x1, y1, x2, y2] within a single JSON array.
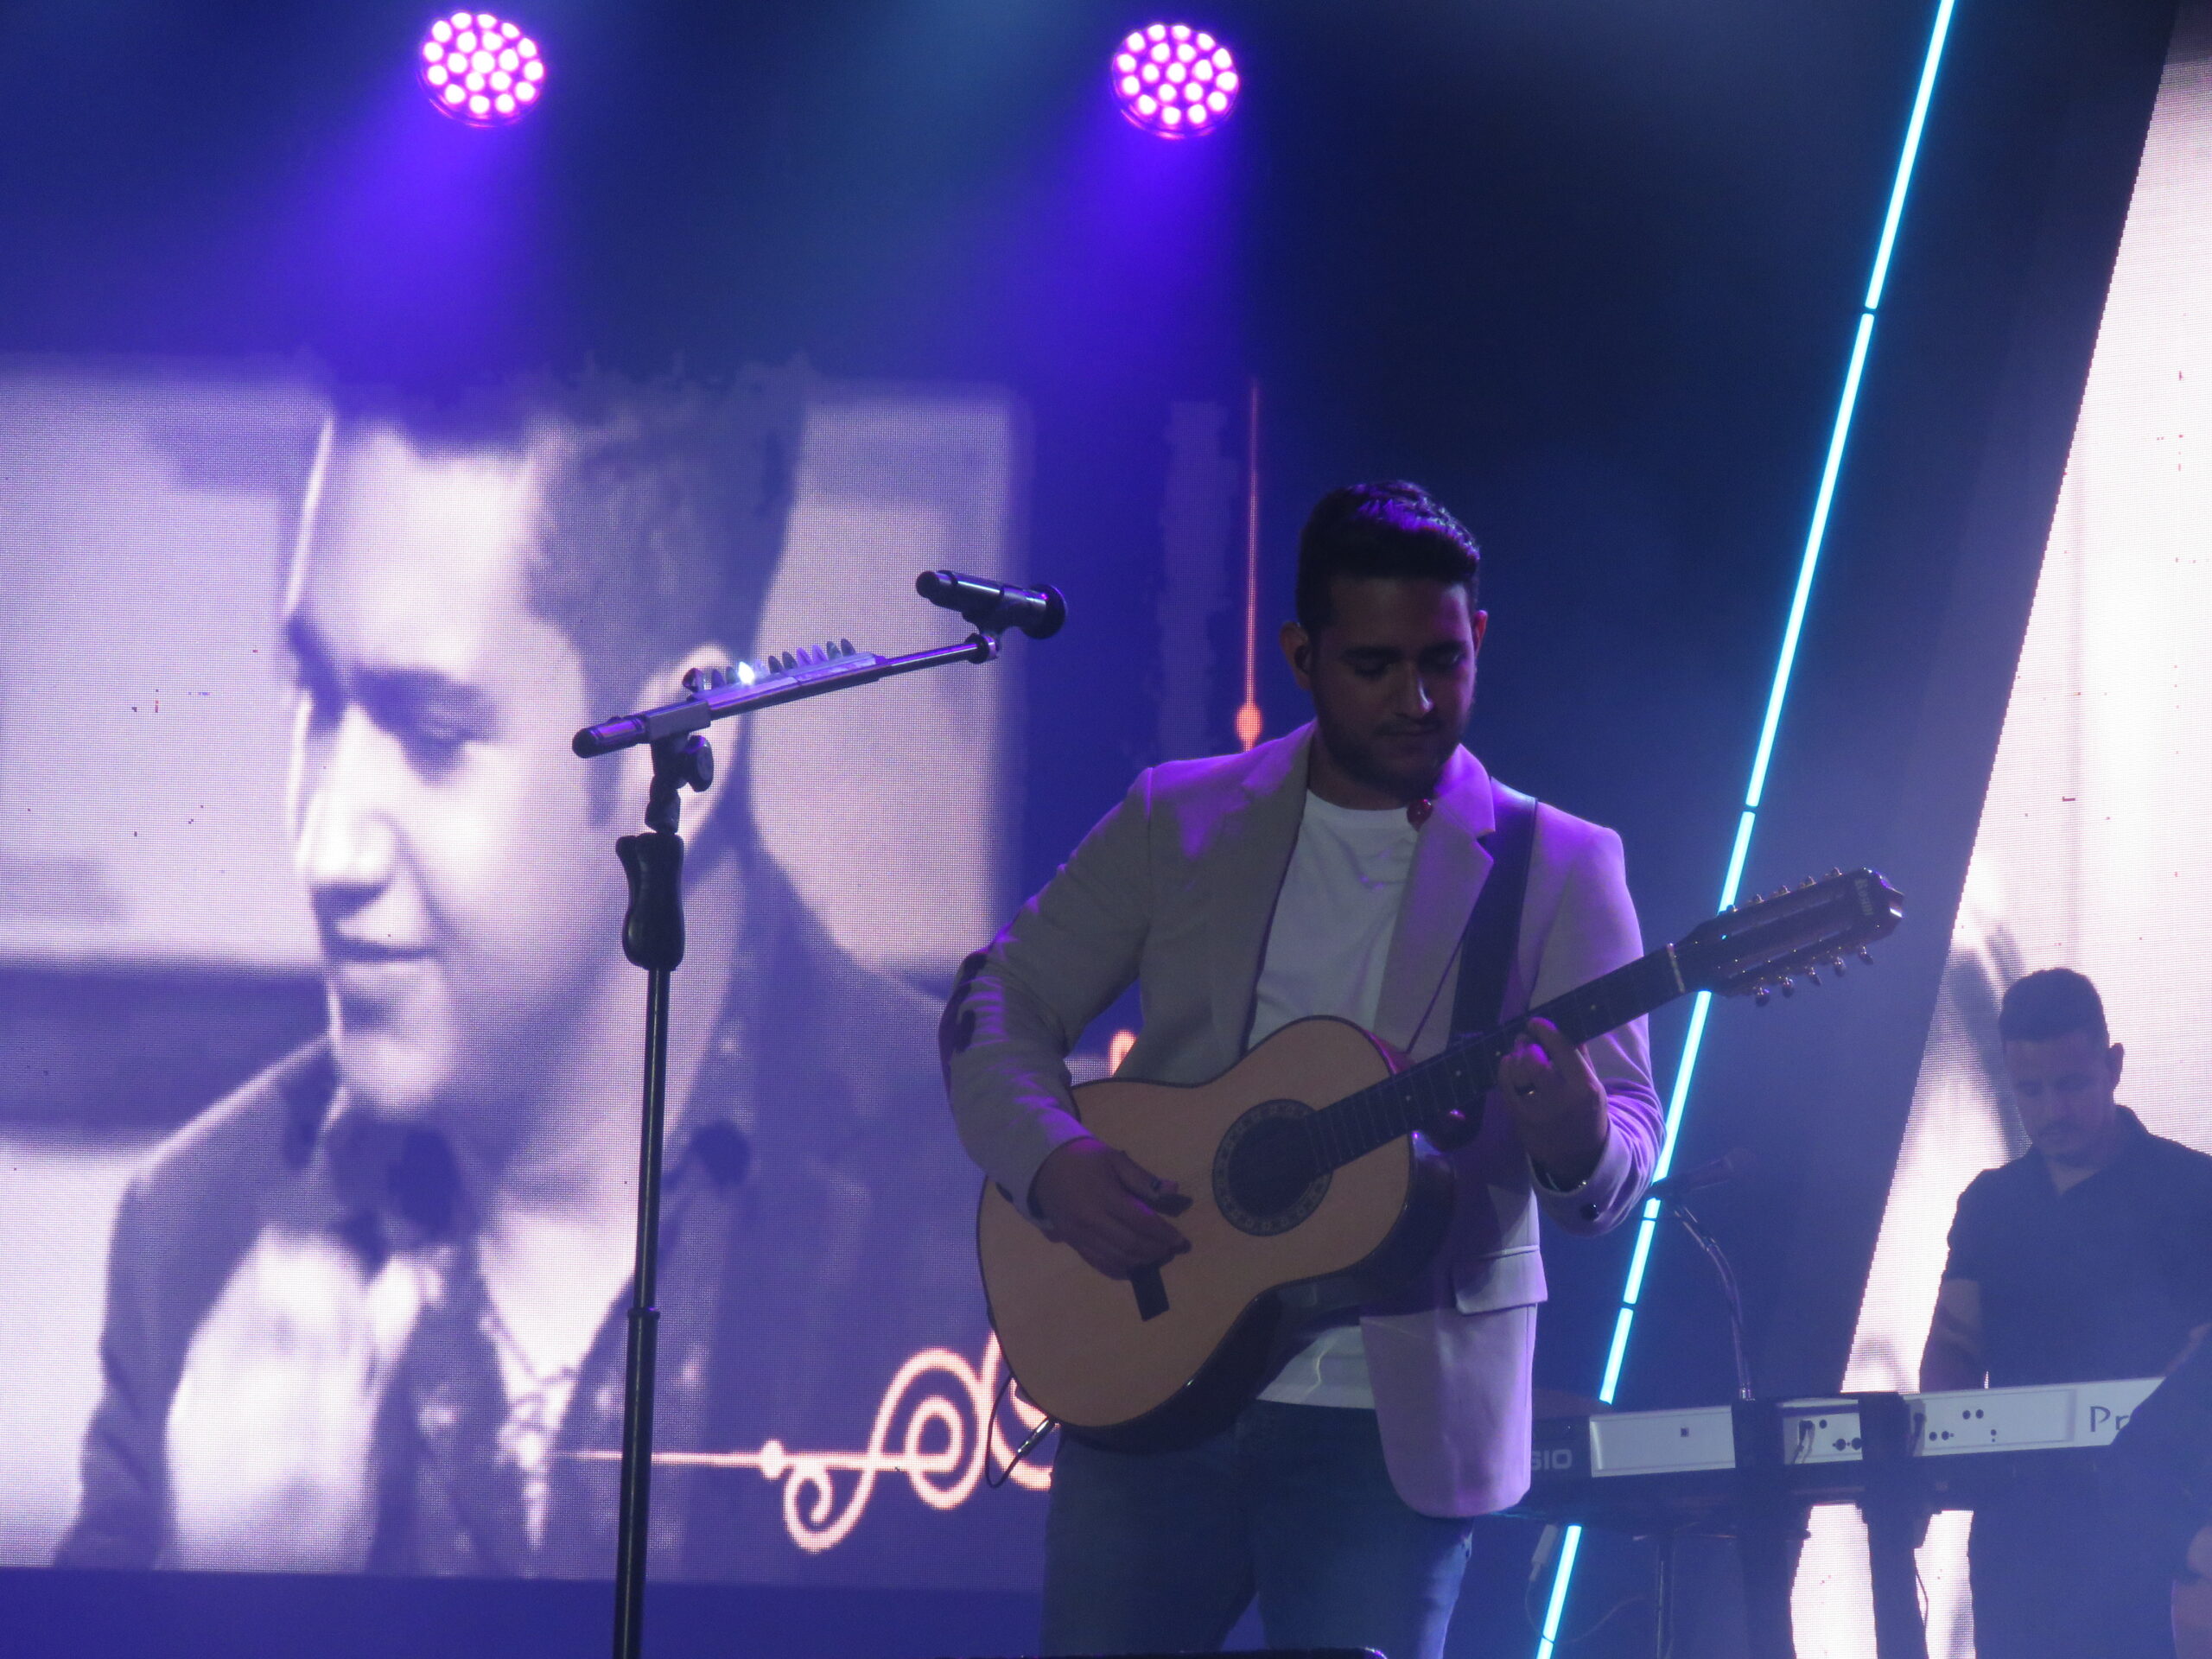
[[575, 575, 1058, 1659], [605, 726, 708, 1659]]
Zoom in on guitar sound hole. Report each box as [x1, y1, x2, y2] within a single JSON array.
[[1213, 1099, 1331, 1236]]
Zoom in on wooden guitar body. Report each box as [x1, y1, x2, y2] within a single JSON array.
[[976, 1017, 1455, 1452], [974, 867, 1906, 1454]]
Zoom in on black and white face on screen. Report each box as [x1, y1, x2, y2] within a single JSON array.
[[283, 425, 648, 1144]]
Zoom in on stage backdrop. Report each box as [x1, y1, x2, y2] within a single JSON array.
[[1792, 18, 2212, 1652], [0, 360, 1053, 1587]]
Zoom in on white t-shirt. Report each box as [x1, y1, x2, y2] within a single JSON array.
[[1248, 791, 1421, 1409]]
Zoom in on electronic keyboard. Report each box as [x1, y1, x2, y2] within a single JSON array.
[[1518, 1374, 2160, 1529], [1514, 1376, 2163, 1659]]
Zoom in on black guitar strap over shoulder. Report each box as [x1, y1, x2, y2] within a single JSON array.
[[1449, 782, 1538, 1039]]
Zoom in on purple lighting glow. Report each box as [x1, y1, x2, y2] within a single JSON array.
[[419, 10, 544, 125], [1111, 22, 1237, 137]]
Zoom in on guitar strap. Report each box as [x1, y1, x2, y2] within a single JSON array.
[[1449, 781, 1538, 1039]]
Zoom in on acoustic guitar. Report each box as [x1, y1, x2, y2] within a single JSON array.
[[977, 868, 1904, 1450]]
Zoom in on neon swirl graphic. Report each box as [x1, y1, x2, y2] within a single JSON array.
[[581, 1334, 1051, 1553]]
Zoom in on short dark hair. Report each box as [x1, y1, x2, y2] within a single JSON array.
[[1998, 968, 2110, 1049], [1294, 480, 1481, 636], [327, 365, 805, 722]]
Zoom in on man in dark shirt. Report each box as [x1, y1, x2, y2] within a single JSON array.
[[1922, 967, 2212, 1658]]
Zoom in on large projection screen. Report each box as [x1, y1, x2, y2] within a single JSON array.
[[0, 362, 1049, 1587], [1792, 19, 2212, 1653]]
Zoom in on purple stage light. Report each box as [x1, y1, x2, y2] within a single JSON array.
[[419, 11, 543, 125], [1111, 22, 1237, 137]]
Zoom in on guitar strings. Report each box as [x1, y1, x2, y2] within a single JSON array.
[[1227, 951, 1669, 1205]]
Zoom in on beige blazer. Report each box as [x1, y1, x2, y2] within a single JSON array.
[[944, 724, 1661, 1516]]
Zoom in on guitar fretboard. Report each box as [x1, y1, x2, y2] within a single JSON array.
[[1295, 945, 1684, 1178]]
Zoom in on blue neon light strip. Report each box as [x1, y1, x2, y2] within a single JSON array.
[[1745, 312, 1875, 811], [1866, 0, 1961, 313], [1533, 3, 1958, 1651], [1535, 1523, 1586, 1653]]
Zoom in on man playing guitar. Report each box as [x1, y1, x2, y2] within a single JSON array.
[[944, 481, 1661, 1659]]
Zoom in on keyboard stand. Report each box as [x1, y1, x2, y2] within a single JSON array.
[[1731, 1401, 1806, 1659], [1856, 1393, 1932, 1659]]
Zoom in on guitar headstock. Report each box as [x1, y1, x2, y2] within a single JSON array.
[[1674, 868, 1904, 1004]]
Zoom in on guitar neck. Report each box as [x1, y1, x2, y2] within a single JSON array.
[[1306, 944, 1686, 1173]]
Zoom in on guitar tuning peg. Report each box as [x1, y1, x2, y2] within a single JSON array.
[[1858, 945, 1874, 965], [839, 638, 855, 654], [1800, 876, 1817, 888], [1778, 976, 1796, 999], [1754, 984, 1772, 1008], [1831, 952, 1848, 976], [1804, 965, 1821, 986], [1829, 867, 1845, 879]]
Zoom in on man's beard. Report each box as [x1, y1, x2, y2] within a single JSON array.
[[1319, 720, 1458, 803]]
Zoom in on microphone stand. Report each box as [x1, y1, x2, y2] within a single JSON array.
[[1666, 1198, 1754, 1404], [1656, 1189, 1776, 1656], [580, 621, 1011, 1659]]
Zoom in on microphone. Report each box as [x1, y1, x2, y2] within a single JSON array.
[[1646, 1148, 1756, 1205], [916, 569, 1066, 639]]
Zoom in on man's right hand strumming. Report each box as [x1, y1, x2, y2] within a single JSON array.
[[1030, 1136, 1191, 1279]]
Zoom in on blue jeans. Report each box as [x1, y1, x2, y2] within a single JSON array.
[[1041, 1402, 1476, 1659]]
